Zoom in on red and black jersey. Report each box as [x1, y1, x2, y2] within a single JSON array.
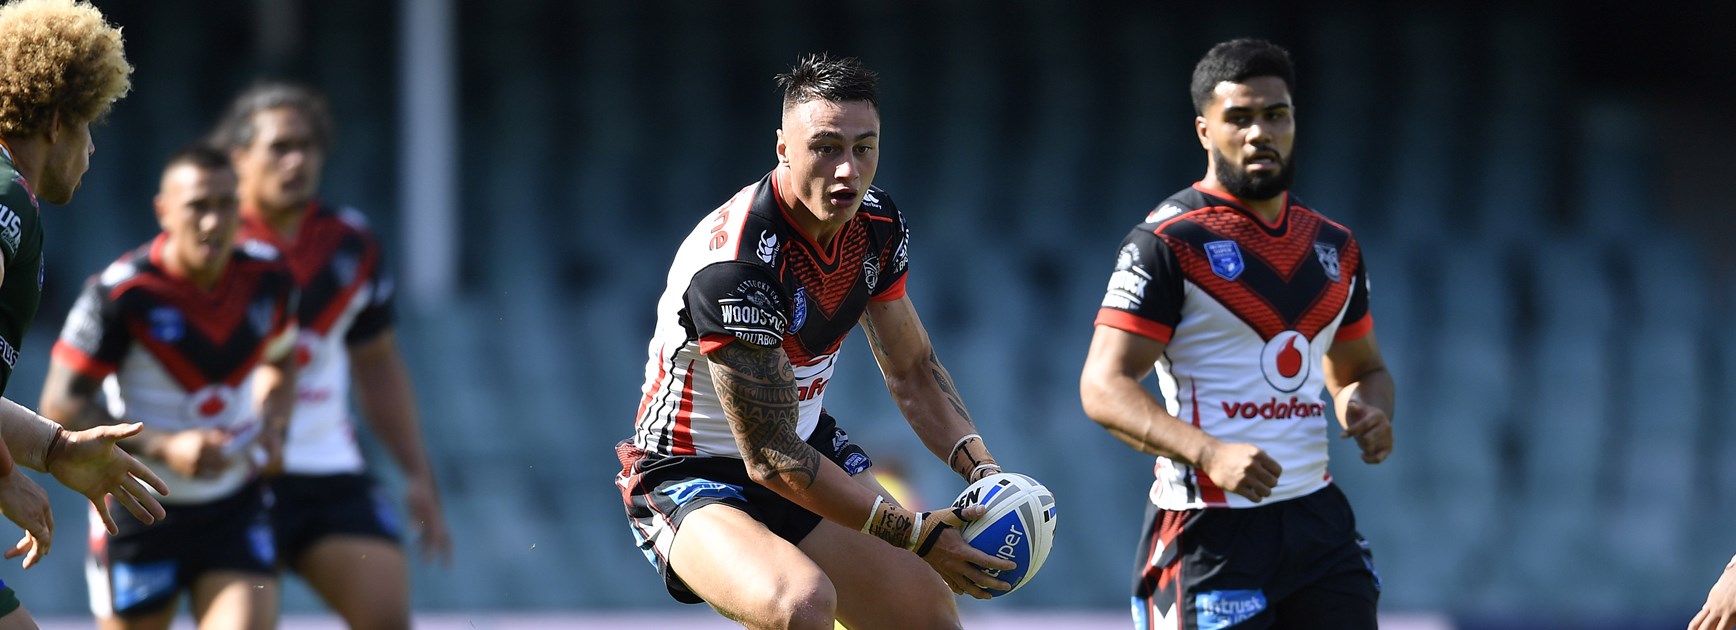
[[632, 169, 910, 457], [235, 202, 395, 474], [52, 235, 297, 503], [1095, 183, 1373, 509]]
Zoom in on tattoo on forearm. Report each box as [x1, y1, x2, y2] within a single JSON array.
[[711, 343, 819, 489], [861, 314, 887, 358], [866, 502, 914, 549], [928, 350, 975, 427]]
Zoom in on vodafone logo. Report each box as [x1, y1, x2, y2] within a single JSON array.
[[185, 384, 240, 423], [1259, 330, 1310, 393]]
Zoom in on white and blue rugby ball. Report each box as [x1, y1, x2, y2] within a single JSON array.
[[951, 472, 1057, 597]]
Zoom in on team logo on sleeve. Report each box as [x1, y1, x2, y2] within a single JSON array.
[[862, 253, 880, 291], [149, 307, 185, 343], [757, 231, 779, 264], [1102, 243, 1150, 310], [331, 251, 359, 287], [1313, 242, 1341, 282], [1204, 241, 1245, 281], [248, 298, 277, 336], [1259, 330, 1311, 392], [719, 280, 788, 347]]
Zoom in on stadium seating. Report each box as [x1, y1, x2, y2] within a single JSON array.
[[0, 2, 1725, 624]]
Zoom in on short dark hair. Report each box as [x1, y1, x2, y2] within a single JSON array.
[[1190, 39, 1295, 115], [208, 81, 334, 151], [775, 53, 879, 113], [162, 143, 232, 176]]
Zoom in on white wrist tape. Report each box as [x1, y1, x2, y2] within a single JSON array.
[[861, 495, 885, 534], [908, 509, 924, 552]]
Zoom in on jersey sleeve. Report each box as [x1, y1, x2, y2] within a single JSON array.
[[1334, 246, 1374, 342], [869, 198, 910, 302], [345, 239, 396, 346], [683, 261, 790, 354], [1093, 227, 1186, 343], [51, 278, 130, 378]]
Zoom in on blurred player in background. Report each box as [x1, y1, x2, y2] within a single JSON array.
[[1080, 38, 1394, 629], [1692, 554, 1736, 630], [0, 1, 171, 627], [211, 81, 449, 630], [613, 53, 1016, 629], [41, 145, 295, 629]]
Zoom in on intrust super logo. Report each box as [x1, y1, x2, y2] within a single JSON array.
[[1259, 330, 1310, 392]]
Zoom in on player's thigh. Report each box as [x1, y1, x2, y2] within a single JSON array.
[[293, 535, 410, 630], [0, 606, 36, 630], [797, 518, 959, 630], [189, 571, 277, 630], [671, 503, 836, 630]]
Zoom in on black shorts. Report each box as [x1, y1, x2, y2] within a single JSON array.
[[88, 482, 275, 618], [1131, 484, 1380, 630], [0, 579, 18, 617], [615, 412, 873, 604], [269, 472, 402, 566]]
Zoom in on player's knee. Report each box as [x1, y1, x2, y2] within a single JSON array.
[[888, 574, 961, 628], [759, 575, 836, 630]]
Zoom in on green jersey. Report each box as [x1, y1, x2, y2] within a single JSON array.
[[0, 146, 44, 396]]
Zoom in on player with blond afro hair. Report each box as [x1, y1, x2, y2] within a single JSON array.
[[0, 2, 169, 629]]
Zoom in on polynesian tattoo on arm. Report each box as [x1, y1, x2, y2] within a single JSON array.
[[709, 341, 821, 490], [927, 349, 975, 429]]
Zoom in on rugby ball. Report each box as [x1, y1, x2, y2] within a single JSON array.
[[950, 472, 1057, 596]]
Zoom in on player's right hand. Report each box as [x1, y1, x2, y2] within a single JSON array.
[[161, 429, 231, 479], [913, 504, 1017, 600], [0, 469, 52, 569], [1199, 441, 1282, 503]]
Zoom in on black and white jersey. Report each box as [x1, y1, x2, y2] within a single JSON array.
[[52, 236, 297, 504], [1096, 184, 1373, 510], [632, 169, 910, 458]]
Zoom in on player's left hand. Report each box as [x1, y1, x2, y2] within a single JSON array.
[[1691, 562, 1736, 630], [406, 474, 452, 566], [1339, 400, 1392, 464], [46, 423, 169, 535], [914, 504, 1016, 600]]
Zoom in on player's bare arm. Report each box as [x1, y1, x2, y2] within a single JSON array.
[[709, 340, 821, 490], [859, 295, 1000, 482], [1081, 325, 1282, 502], [1323, 332, 1395, 464], [350, 329, 452, 562], [708, 339, 1015, 597], [252, 330, 298, 476]]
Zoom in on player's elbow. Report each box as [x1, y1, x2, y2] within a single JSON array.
[[1080, 374, 1114, 427]]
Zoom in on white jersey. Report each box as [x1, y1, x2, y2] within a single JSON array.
[[237, 202, 396, 475], [52, 237, 298, 504], [632, 170, 911, 458], [1095, 184, 1373, 510]]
